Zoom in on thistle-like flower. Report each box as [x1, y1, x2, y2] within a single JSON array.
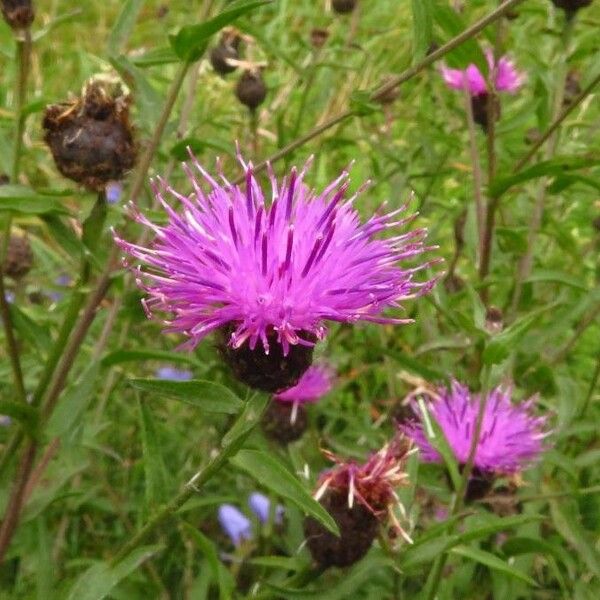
[[114, 154, 436, 392], [263, 364, 334, 443], [441, 50, 525, 129], [303, 435, 412, 568], [550, 0, 593, 18], [401, 381, 549, 501], [218, 504, 252, 546]]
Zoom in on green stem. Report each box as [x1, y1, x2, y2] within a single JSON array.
[[580, 352, 600, 418], [11, 30, 32, 183]]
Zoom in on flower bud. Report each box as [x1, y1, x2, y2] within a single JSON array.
[[3, 235, 33, 279], [550, 0, 593, 18], [310, 27, 329, 50], [1, 0, 34, 30], [210, 30, 242, 75], [332, 0, 357, 14], [235, 70, 267, 111]]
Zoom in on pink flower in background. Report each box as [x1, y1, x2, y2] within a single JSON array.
[[401, 380, 549, 475], [441, 50, 525, 96], [114, 153, 437, 357], [274, 364, 333, 404]]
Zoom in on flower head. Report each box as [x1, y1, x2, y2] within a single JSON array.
[[274, 364, 333, 405], [315, 434, 412, 531], [401, 380, 548, 475], [217, 504, 252, 546], [441, 50, 525, 96], [155, 366, 193, 381], [248, 492, 284, 525], [114, 154, 436, 360]]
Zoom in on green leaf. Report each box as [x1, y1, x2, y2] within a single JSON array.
[[138, 398, 169, 508], [169, 0, 271, 62], [107, 0, 144, 55], [501, 536, 576, 575], [46, 363, 100, 439], [101, 349, 202, 368], [131, 46, 179, 67], [230, 449, 339, 536], [9, 304, 52, 356], [450, 545, 538, 587], [0, 185, 70, 215], [66, 545, 163, 600], [129, 378, 243, 414], [81, 194, 108, 254], [349, 91, 379, 117], [411, 0, 433, 63], [42, 215, 85, 261], [170, 138, 236, 161], [489, 156, 600, 198]]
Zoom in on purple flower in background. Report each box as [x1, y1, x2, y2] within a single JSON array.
[[47, 273, 71, 302], [248, 492, 284, 525], [441, 50, 525, 96], [106, 181, 123, 205], [114, 153, 437, 358], [155, 366, 193, 381], [401, 380, 548, 475], [274, 364, 333, 404], [218, 504, 252, 546], [0, 415, 12, 427]]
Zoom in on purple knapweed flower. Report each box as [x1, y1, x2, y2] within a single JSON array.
[[401, 380, 548, 475], [248, 492, 284, 525], [218, 504, 252, 546], [440, 50, 525, 96], [114, 154, 436, 382], [155, 366, 193, 381]]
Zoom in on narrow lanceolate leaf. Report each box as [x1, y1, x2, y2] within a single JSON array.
[[66, 545, 163, 600], [138, 398, 169, 508], [169, 0, 271, 62], [0, 185, 70, 215], [46, 363, 101, 439], [450, 545, 538, 587], [107, 0, 145, 55], [101, 348, 202, 368], [411, 0, 433, 63], [129, 378, 243, 414], [230, 449, 339, 536]]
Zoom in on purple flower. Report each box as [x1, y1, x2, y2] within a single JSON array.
[[106, 181, 124, 205], [114, 153, 437, 356], [218, 504, 252, 546], [47, 273, 71, 302], [441, 50, 525, 96], [155, 366, 193, 381], [274, 364, 333, 404], [0, 415, 12, 427], [248, 492, 284, 525], [401, 381, 548, 474]]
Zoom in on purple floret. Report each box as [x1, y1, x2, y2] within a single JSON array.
[[401, 380, 549, 474], [114, 153, 437, 356]]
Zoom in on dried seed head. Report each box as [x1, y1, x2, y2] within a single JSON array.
[[332, 0, 357, 14], [1, 0, 34, 30], [550, 0, 593, 18], [235, 69, 267, 110], [217, 326, 315, 393], [210, 30, 242, 75], [3, 235, 33, 279], [43, 77, 136, 192]]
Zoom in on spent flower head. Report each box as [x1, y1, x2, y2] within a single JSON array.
[[401, 380, 549, 475], [114, 153, 437, 363]]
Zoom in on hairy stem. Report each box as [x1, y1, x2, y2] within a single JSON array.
[[11, 30, 32, 183]]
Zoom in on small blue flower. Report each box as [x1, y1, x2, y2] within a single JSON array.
[[218, 504, 252, 546], [3, 291, 15, 304], [106, 181, 124, 205], [0, 415, 12, 427], [155, 366, 193, 381], [248, 492, 284, 525], [48, 273, 71, 302]]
